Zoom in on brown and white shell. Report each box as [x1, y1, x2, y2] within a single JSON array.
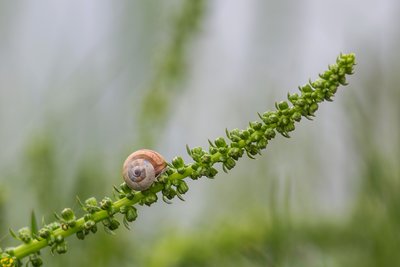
[[122, 149, 167, 191]]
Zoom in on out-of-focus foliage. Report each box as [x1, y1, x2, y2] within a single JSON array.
[[139, 156, 400, 267], [138, 0, 205, 147], [24, 134, 59, 211]]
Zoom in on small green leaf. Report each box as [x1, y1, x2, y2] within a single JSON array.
[[122, 217, 130, 230], [162, 195, 173, 204], [185, 144, 192, 156], [9, 228, 19, 240], [76, 196, 84, 209], [30, 211, 39, 237]]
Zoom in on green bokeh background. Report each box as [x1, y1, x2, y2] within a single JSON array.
[[0, 1, 399, 266]]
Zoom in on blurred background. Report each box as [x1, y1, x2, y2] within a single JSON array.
[[0, 0, 399, 266]]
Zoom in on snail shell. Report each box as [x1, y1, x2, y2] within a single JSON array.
[[122, 149, 167, 191]]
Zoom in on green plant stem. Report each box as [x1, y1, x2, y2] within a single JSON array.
[[10, 175, 177, 259], [13, 132, 295, 258], [3, 53, 356, 266]]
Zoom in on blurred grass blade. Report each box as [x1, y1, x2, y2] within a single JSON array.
[[30, 210, 38, 236]]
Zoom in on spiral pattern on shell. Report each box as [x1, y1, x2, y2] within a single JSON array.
[[122, 149, 167, 191]]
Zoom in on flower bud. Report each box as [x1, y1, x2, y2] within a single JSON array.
[[292, 112, 302, 122], [209, 146, 218, 154], [125, 207, 138, 222], [38, 228, 51, 239], [61, 208, 75, 221], [143, 193, 158, 206], [205, 167, 218, 178], [249, 121, 262, 130], [228, 147, 243, 160], [176, 181, 189, 194], [264, 129, 276, 140], [277, 101, 289, 110], [108, 218, 120, 230], [200, 154, 211, 164], [100, 197, 113, 210], [55, 244, 67, 254], [55, 235, 64, 244], [172, 157, 185, 168], [224, 158, 236, 170], [18, 227, 32, 244], [214, 137, 227, 148], [76, 231, 85, 240]]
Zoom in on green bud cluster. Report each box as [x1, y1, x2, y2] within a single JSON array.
[[164, 53, 356, 184], [0, 53, 356, 266], [158, 157, 191, 203], [0, 253, 19, 267], [54, 208, 77, 231], [17, 228, 31, 244], [28, 253, 42, 267], [1, 247, 21, 267]]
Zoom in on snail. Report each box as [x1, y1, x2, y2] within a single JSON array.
[[122, 149, 167, 191]]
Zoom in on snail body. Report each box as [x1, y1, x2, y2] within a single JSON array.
[[122, 149, 167, 191]]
